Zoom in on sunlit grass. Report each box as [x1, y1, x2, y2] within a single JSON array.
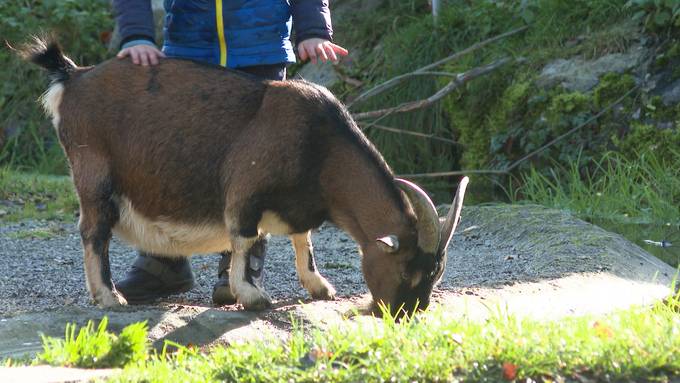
[[36, 317, 148, 369], [10, 291, 679, 382], [515, 149, 680, 225]]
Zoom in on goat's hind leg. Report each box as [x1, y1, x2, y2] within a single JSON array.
[[229, 236, 272, 310], [76, 173, 126, 308], [291, 231, 336, 300]]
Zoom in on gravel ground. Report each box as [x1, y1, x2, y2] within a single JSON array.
[[0, 220, 368, 317], [0, 205, 674, 318]]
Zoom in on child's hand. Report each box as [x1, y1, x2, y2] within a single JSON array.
[[117, 44, 166, 66], [297, 38, 348, 64]]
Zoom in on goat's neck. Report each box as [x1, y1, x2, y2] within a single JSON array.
[[322, 146, 410, 247]]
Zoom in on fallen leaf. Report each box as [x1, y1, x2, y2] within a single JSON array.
[[592, 321, 614, 339], [299, 346, 332, 369], [309, 346, 332, 361], [502, 361, 518, 381]]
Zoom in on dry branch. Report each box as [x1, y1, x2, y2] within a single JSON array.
[[352, 57, 513, 121], [349, 25, 529, 107], [360, 123, 463, 146], [397, 85, 640, 179]]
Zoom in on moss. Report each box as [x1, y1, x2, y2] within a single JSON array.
[[613, 122, 680, 158], [593, 72, 636, 109], [640, 95, 680, 121], [546, 92, 593, 126]]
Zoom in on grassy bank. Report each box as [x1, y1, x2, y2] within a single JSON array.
[[513, 148, 680, 267], [7, 294, 680, 382]]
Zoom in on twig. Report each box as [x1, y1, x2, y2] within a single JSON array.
[[400, 169, 507, 178], [397, 85, 639, 179], [349, 25, 529, 107], [353, 57, 512, 121], [360, 123, 463, 146]]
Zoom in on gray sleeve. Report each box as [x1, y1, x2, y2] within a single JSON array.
[[290, 0, 333, 44], [111, 0, 156, 47]]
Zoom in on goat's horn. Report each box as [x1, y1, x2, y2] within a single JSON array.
[[395, 178, 440, 254], [437, 176, 469, 256]]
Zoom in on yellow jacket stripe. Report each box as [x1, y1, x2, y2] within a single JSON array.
[[215, 0, 227, 66]]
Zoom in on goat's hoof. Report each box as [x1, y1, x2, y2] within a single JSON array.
[[95, 289, 128, 309], [240, 296, 272, 311], [311, 284, 336, 301], [238, 290, 272, 311]]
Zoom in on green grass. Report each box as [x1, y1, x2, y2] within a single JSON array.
[[0, 0, 113, 173], [0, 167, 79, 223], [512, 148, 680, 267], [513, 148, 680, 225], [10, 293, 680, 382], [7, 225, 65, 240], [37, 317, 148, 369]]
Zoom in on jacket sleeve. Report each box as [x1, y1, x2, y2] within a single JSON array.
[[290, 0, 333, 44], [111, 0, 156, 48]]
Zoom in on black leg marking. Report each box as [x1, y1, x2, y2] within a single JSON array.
[[245, 237, 266, 287], [307, 246, 317, 273], [79, 180, 120, 300]]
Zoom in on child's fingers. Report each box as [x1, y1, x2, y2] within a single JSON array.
[[316, 43, 329, 63], [298, 44, 309, 61], [140, 51, 150, 66], [149, 51, 160, 66], [323, 42, 338, 62], [306, 45, 318, 64], [130, 50, 140, 65], [330, 43, 349, 56]]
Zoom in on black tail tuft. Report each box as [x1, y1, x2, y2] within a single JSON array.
[[18, 35, 76, 83]]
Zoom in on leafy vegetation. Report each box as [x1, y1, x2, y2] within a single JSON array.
[[36, 317, 148, 368], [0, 0, 113, 173], [626, 0, 680, 31], [11, 294, 680, 382]]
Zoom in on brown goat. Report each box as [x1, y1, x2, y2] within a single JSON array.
[[23, 38, 468, 317]]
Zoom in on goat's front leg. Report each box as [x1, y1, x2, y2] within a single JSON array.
[[291, 231, 336, 300], [229, 236, 272, 310], [78, 182, 127, 308]]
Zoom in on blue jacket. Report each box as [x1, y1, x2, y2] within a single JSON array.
[[113, 0, 333, 68]]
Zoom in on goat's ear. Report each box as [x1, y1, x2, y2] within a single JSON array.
[[376, 235, 399, 253]]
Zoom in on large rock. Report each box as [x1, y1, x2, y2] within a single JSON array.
[[294, 61, 341, 87], [537, 45, 648, 92], [438, 204, 675, 319]]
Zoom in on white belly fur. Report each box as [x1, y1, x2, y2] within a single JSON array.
[[113, 197, 294, 255], [113, 196, 232, 256]]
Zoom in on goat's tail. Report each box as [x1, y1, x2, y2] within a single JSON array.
[[18, 36, 77, 83]]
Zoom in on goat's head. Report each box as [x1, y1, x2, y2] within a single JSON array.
[[362, 177, 469, 319]]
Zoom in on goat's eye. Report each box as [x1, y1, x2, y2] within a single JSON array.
[[400, 271, 409, 281]]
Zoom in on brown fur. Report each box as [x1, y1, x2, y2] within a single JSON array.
[[28, 41, 446, 316]]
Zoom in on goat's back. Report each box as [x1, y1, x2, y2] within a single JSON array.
[[60, 58, 342, 226]]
